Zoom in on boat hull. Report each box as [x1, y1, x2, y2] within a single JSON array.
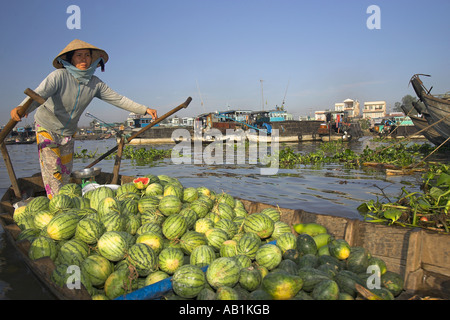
[[1, 172, 449, 300]]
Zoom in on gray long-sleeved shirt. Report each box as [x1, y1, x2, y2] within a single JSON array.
[[20, 68, 148, 136]]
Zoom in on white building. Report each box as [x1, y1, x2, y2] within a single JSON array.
[[363, 101, 387, 119]]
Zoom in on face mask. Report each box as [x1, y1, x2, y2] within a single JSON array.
[[57, 57, 103, 84]]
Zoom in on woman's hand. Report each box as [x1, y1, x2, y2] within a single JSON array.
[[146, 108, 158, 120], [10, 106, 26, 122]]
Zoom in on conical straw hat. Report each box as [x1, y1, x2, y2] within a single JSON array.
[[52, 39, 109, 69]]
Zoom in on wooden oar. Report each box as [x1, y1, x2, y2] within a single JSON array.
[[84, 96, 192, 170], [0, 89, 46, 199]]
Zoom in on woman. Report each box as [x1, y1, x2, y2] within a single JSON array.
[[10, 39, 158, 199]]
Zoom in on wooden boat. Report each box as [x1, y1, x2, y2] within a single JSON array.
[[1, 172, 450, 300], [400, 103, 446, 146], [410, 74, 450, 141]]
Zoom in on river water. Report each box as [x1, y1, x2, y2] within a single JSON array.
[[0, 137, 435, 299]]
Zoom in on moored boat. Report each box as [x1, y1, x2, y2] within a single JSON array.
[[1, 172, 449, 300], [410, 74, 450, 141]]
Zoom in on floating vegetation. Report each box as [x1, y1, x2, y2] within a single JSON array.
[[358, 163, 450, 233], [74, 145, 172, 165]]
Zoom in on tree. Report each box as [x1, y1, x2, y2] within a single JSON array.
[[393, 95, 421, 116]]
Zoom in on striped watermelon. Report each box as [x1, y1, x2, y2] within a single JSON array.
[[194, 218, 215, 234], [104, 269, 136, 299], [137, 222, 162, 237], [97, 197, 121, 219], [271, 221, 292, 239], [276, 232, 298, 254], [190, 245, 216, 267], [140, 208, 165, 225], [101, 212, 126, 232], [145, 183, 164, 197], [119, 199, 139, 216], [162, 214, 187, 240], [217, 192, 236, 208], [97, 231, 130, 262], [163, 184, 183, 200], [196, 186, 211, 198], [236, 232, 262, 259], [158, 195, 182, 216], [48, 194, 74, 212], [33, 210, 56, 230], [90, 186, 116, 211], [243, 213, 274, 239], [233, 254, 252, 270], [16, 228, 40, 243], [124, 213, 141, 235], [179, 208, 198, 229], [133, 177, 151, 190], [239, 266, 262, 291], [72, 196, 91, 209], [144, 271, 170, 286], [136, 231, 164, 255], [81, 254, 114, 287], [215, 218, 238, 239], [189, 199, 210, 218], [138, 196, 160, 213], [55, 238, 90, 266], [182, 187, 198, 203], [180, 231, 207, 255], [26, 196, 50, 213], [28, 236, 58, 261], [234, 206, 248, 218], [75, 218, 104, 244], [219, 239, 238, 257], [172, 264, 206, 298], [116, 183, 139, 197], [158, 247, 185, 275], [260, 207, 281, 222], [205, 228, 229, 252], [213, 203, 236, 220], [255, 244, 282, 270], [126, 243, 158, 277], [58, 183, 82, 198], [206, 257, 240, 289], [46, 212, 80, 240]]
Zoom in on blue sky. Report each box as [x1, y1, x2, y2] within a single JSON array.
[[0, 0, 449, 127]]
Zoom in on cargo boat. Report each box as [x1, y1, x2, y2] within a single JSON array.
[[1, 172, 449, 300]]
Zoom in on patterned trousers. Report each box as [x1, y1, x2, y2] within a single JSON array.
[[36, 125, 74, 199]]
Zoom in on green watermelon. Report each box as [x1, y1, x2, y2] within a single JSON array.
[[213, 203, 236, 220], [262, 271, 303, 300], [137, 222, 162, 237], [28, 236, 58, 261], [311, 279, 340, 300], [97, 231, 130, 262], [144, 271, 170, 286], [205, 228, 229, 252], [189, 199, 210, 218], [163, 184, 183, 200], [255, 244, 282, 270], [158, 195, 182, 216], [239, 266, 262, 291], [74, 218, 104, 244], [138, 196, 160, 213], [133, 177, 151, 190], [243, 213, 274, 239], [48, 194, 74, 211], [33, 210, 56, 230], [190, 245, 216, 267], [215, 218, 238, 239], [81, 254, 114, 287], [46, 212, 80, 240], [58, 183, 82, 198], [296, 233, 318, 256], [260, 207, 281, 222], [172, 264, 206, 298], [101, 212, 126, 232], [206, 257, 241, 290], [276, 232, 297, 254], [145, 183, 164, 197], [26, 196, 50, 213], [182, 187, 198, 203], [126, 243, 158, 277], [90, 186, 115, 211], [178, 207, 198, 229], [158, 247, 185, 274], [180, 231, 207, 255], [215, 286, 240, 300], [104, 269, 136, 299], [136, 231, 164, 255], [219, 239, 238, 257], [194, 218, 215, 234], [162, 214, 187, 240], [56, 238, 90, 266]]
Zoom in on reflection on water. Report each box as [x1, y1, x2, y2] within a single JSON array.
[[0, 137, 431, 299]]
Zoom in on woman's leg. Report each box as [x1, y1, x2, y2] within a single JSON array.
[[36, 128, 74, 199]]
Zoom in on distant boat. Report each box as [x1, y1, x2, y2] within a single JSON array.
[[410, 74, 450, 142]]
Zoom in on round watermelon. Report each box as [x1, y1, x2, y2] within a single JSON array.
[[243, 213, 274, 239], [162, 214, 187, 240], [190, 245, 216, 267], [75, 218, 104, 244], [206, 257, 240, 290], [46, 212, 80, 241], [172, 264, 206, 299], [28, 236, 58, 261], [158, 247, 185, 275], [255, 244, 282, 270], [81, 254, 114, 288], [126, 243, 158, 277], [97, 231, 130, 262], [158, 195, 182, 216]]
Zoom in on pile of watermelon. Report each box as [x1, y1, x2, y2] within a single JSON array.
[[12, 174, 404, 300]]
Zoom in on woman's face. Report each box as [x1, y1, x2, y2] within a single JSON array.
[[71, 49, 92, 70]]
